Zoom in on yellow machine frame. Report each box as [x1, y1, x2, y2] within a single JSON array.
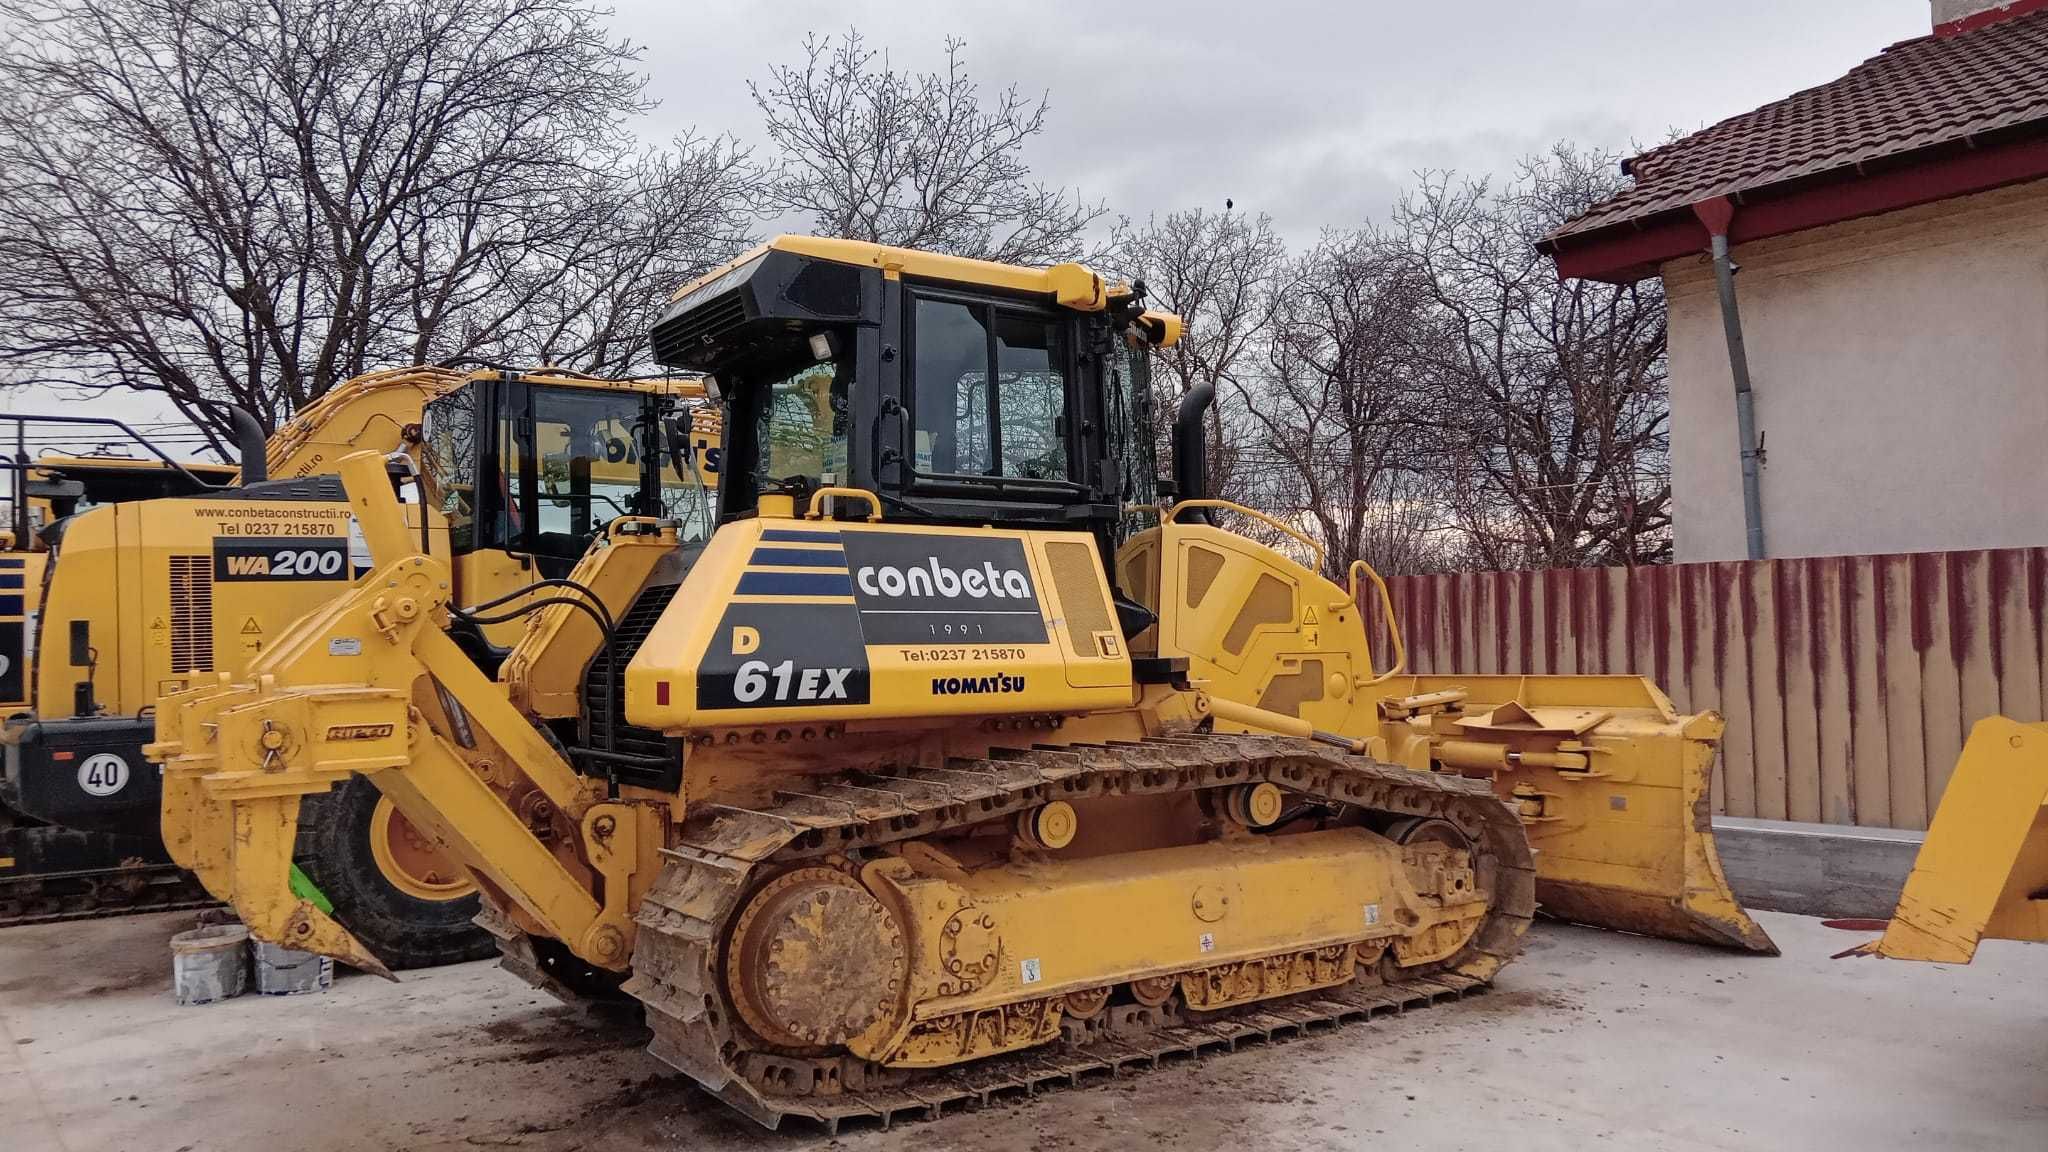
[[1128, 509, 1773, 952]]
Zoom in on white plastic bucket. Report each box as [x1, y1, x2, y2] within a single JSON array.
[[252, 938, 334, 995], [170, 923, 250, 1005]]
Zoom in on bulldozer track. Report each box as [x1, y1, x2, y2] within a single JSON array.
[[0, 865, 217, 929], [601, 730, 1535, 1132]]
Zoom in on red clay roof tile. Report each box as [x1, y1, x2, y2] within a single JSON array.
[[1547, 10, 2048, 245]]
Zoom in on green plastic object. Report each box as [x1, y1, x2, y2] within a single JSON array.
[[289, 862, 335, 915]]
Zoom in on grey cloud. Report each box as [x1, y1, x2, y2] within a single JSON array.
[[623, 0, 1927, 244]]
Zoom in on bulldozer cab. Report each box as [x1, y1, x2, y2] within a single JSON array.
[[420, 373, 713, 581], [653, 239, 1164, 539]]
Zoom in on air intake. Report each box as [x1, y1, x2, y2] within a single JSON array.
[[583, 582, 681, 790], [169, 555, 214, 674]]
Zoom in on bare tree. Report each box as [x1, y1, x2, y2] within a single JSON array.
[[753, 32, 1101, 265], [1108, 207, 1284, 504], [1396, 146, 1671, 568], [0, 0, 758, 447], [1241, 231, 1446, 578]]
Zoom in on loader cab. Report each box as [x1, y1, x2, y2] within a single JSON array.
[[420, 374, 713, 580], [649, 238, 1175, 548]]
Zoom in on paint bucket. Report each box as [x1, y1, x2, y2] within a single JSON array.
[[170, 923, 250, 1005], [252, 938, 334, 995]]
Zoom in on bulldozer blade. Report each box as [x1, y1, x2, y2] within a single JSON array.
[[1845, 716, 2048, 963], [1470, 696, 1776, 954], [1523, 770, 1777, 954]]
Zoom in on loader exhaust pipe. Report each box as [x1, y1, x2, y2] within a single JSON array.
[[227, 405, 267, 483], [1171, 384, 1214, 523]]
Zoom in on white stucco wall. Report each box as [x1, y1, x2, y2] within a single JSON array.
[[1664, 178, 2048, 562]]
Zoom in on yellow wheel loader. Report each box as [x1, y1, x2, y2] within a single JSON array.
[[1, 447, 243, 712], [150, 237, 1767, 1130], [2, 369, 715, 961], [1846, 715, 2047, 962], [0, 434, 242, 922]]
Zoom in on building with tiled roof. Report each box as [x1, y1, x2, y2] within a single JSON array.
[[1541, 0, 2048, 563]]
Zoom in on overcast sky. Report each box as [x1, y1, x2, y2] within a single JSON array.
[[636, 0, 1932, 244], [7, 0, 1934, 442]]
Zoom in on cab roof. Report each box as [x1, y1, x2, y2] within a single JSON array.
[[667, 235, 1128, 313]]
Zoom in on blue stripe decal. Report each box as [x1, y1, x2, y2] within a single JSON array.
[[0, 595, 20, 615], [0, 558, 23, 569], [736, 571, 854, 597], [749, 547, 846, 569], [760, 528, 843, 543], [0, 574, 21, 589]]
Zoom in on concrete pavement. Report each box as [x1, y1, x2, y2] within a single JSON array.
[[2, 910, 2042, 1151]]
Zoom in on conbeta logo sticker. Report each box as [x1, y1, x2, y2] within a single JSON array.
[[853, 557, 1032, 600]]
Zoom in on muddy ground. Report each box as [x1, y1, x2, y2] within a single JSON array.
[[3, 910, 2043, 1151]]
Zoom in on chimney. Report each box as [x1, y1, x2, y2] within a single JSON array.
[[1933, 0, 2048, 36]]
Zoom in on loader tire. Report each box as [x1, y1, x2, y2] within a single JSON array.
[[295, 776, 495, 970]]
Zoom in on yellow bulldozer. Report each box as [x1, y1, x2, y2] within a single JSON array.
[[2, 368, 716, 962], [149, 237, 1771, 1130]]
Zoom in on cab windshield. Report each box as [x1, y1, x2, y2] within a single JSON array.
[[423, 381, 710, 564], [718, 329, 853, 518]]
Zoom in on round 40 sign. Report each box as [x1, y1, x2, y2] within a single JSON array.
[[77, 752, 130, 797]]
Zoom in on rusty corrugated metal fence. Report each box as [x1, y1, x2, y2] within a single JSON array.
[[1368, 548, 2048, 830]]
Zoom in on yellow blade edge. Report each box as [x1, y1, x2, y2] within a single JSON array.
[[226, 793, 395, 981], [1847, 716, 2048, 963]]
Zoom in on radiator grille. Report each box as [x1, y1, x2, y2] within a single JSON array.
[[169, 555, 214, 674], [584, 582, 680, 788], [1044, 540, 1115, 656], [1185, 546, 1226, 609]]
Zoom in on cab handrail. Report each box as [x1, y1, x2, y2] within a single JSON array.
[[804, 486, 884, 523], [1169, 498, 1325, 573]]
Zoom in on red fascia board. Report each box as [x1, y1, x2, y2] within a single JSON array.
[[1937, 0, 2048, 37], [1550, 216, 1706, 282], [1545, 132, 2048, 283]]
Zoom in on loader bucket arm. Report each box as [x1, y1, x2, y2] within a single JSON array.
[[1142, 516, 1776, 954], [1846, 716, 2048, 962], [151, 451, 648, 975]]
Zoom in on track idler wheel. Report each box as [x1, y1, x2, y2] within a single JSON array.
[[1063, 986, 1112, 1019], [726, 868, 908, 1050], [1385, 817, 1487, 968], [1129, 975, 1178, 1007], [1223, 782, 1286, 828]]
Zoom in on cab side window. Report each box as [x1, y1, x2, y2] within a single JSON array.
[[910, 294, 1070, 482], [422, 388, 478, 551]]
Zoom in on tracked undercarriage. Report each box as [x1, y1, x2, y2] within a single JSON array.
[[0, 861, 214, 927], [483, 732, 1535, 1131]]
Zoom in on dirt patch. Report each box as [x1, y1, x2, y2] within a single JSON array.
[[1458, 985, 1581, 1014], [77, 963, 169, 997]]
